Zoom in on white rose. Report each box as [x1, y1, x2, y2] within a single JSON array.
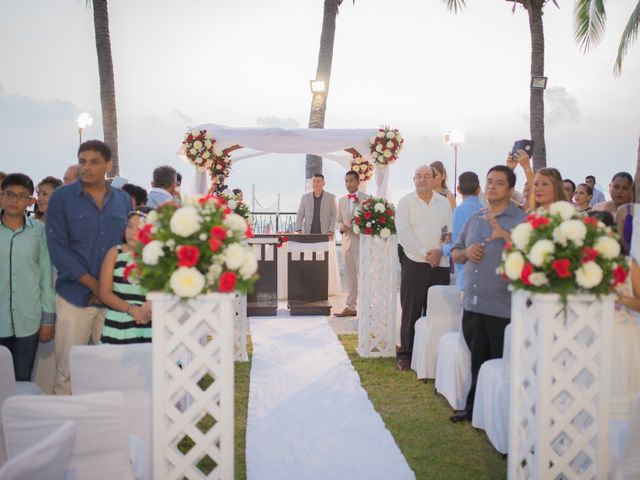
[[205, 159, 213, 168], [557, 219, 587, 246], [529, 272, 549, 286], [190, 148, 197, 156], [170, 267, 205, 298], [374, 203, 385, 213], [504, 251, 525, 280], [223, 213, 247, 233], [387, 131, 396, 139], [202, 151, 210, 159], [383, 149, 392, 158], [511, 222, 533, 251], [396, 134, 403, 143], [166, 239, 176, 249], [386, 141, 394, 148], [375, 144, 383, 153], [549, 201, 576, 221], [199, 233, 207, 241], [145, 210, 158, 225], [204, 140, 212, 149], [142, 240, 164, 266], [380, 227, 391, 238], [575, 261, 603, 289], [353, 224, 361, 234], [204, 131, 212, 139], [213, 146, 223, 157], [239, 251, 258, 280], [193, 140, 203, 150], [529, 239, 555, 267], [353, 165, 360, 171], [594, 236, 621, 259], [190, 129, 200, 137], [206, 264, 223, 284], [377, 131, 385, 138], [223, 243, 246, 270], [366, 222, 371, 228], [170, 206, 202, 237]]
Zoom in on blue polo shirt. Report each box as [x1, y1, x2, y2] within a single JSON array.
[[45, 180, 131, 307]]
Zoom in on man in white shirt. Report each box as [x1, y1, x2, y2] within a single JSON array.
[[147, 165, 177, 208], [395, 165, 452, 371]]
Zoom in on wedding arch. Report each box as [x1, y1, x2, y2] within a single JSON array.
[[176, 124, 404, 198]]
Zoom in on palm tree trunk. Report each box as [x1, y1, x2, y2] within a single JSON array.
[[92, 0, 119, 176], [305, 0, 340, 181], [527, 1, 547, 170]]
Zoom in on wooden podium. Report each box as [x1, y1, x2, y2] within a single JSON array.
[[287, 234, 331, 316], [247, 235, 278, 316]]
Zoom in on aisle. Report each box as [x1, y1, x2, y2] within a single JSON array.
[[246, 315, 415, 480]]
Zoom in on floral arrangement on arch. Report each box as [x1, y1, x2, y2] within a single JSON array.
[[213, 192, 251, 222], [350, 155, 374, 183], [352, 197, 396, 238], [369, 127, 403, 166], [499, 201, 628, 299], [125, 195, 258, 298], [276, 232, 289, 248], [182, 128, 231, 177]]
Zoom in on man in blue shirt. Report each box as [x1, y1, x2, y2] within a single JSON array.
[[46, 140, 131, 394], [442, 172, 482, 290]]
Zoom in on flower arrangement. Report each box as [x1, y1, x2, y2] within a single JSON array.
[[182, 128, 231, 177], [350, 155, 374, 183], [126, 195, 258, 298], [352, 197, 396, 238], [276, 232, 289, 248], [499, 201, 628, 299], [214, 193, 251, 222], [369, 127, 403, 166]]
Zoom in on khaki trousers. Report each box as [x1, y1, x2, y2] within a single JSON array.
[[343, 243, 360, 311], [53, 294, 105, 395]]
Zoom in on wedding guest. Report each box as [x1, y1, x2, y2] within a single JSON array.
[[396, 165, 452, 371], [442, 171, 482, 291], [430, 161, 456, 210], [592, 172, 634, 214], [233, 188, 244, 201], [334, 171, 369, 317], [62, 164, 79, 185], [99, 208, 152, 344], [35, 176, 63, 222], [574, 183, 593, 213], [563, 179, 576, 201], [533, 167, 568, 211], [0, 173, 56, 381], [46, 140, 131, 394], [122, 183, 148, 208], [449, 165, 526, 422], [585, 175, 607, 208], [147, 165, 177, 208], [295, 173, 337, 237]]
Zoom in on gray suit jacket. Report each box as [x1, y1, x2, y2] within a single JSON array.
[[295, 191, 337, 234], [336, 191, 370, 251]]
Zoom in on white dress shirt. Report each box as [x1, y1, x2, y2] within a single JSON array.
[[396, 191, 452, 266]]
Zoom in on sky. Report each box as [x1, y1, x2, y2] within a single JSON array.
[[1, 0, 639, 210]]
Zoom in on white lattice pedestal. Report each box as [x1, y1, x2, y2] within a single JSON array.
[[234, 293, 248, 362], [149, 293, 235, 480], [508, 291, 615, 480], [356, 234, 398, 357]]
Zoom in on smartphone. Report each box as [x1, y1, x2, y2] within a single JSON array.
[[511, 139, 535, 158]]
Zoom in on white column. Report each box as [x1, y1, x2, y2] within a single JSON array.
[[149, 292, 235, 480], [234, 293, 248, 362], [357, 234, 398, 357], [508, 291, 614, 479]]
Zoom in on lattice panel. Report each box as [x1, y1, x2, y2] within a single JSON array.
[[357, 235, 398, 357], [508, 291, 614, 480], [234, 293, 248, 362], [149, 293, 235, 480]]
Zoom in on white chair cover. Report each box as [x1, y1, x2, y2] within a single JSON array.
[[610, 392, 640, 480], [0, 420, 75, 480], [410, 286, 463, 379], [69, 344, 152, 480], [434, 332, 471, 410], [2, 391, 136, 480]]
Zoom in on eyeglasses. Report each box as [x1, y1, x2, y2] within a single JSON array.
[[0, 191, 31, 201]]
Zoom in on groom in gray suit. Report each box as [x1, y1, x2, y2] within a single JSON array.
[[295, 173, 337, 236]]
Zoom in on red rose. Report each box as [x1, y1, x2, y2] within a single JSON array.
[[123, 263, 139, 282], [581, 246, 598, 263], [613, 266, 628, 286], [224, 207, 232, 215], [504, 241, 512, 251], [218, 271, 237, 292], [208, 237, 223, 252], [521, 263, 534, 286], [245, 224, 254, 238], [177, 245, 200, 268], [364, 227, 373, 235], [379, 217, 387, 224], [364, 211, 373, 220], [355, 216, 361, 224], [527, 215, 550, 229], [552, 258, 572, 278], [137, 224, 154, 245], [583, 217, 599, 226], [199, 195, 214, 206], [210, 226, 227, 240], [386, 209, 393, 215]]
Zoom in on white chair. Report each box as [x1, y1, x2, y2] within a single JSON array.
[[411, 286, 463, 379], [0, 420, 75, 480], [2, 391, 139, 480], [471, 324, 512, 454], [434, 331, 471, 410], [610, 392, 640, 480], [69, 344, 152, 480]]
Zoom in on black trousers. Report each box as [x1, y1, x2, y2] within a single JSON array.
[[461, 309, 510, 412], [397, 246, 450, 360], [0, 332, 40, 381]]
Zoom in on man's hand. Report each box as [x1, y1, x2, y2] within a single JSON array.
[[486, 213, 509, 242], [466, 243, 485, 263], [39, 325, 55, 342], [88, 295, 102, 306], [130, 305, 152, 325], [425, 248, 443, 267]]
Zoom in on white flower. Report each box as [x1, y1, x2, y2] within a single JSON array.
[[170, 267, 205, 298], [353, 165, 360, 171], [193, 140, 203, 150], [205, 159, 213, 168], [199, 233, 207, 241], [353, 224, 361, 234], [206, 264, 223, 284], [223, 243, 246, 270], [189, 148, 197, 156], [529, 239, 555, 267], [377, 131, 385, 138], [223, 213, 247, 233], [190, 129, 200, 137], [145, 210, 158, 225], [375, 144, 383, 153], [204, 131, 213, 139], [386, 141, 394, 148], [213, 146, 223, 157], [370, 136, 377, 144], [387, 131, 396, 139], [396, 134, 403, 143], [142, 240, 164, 266], [504, 251, 525, 280], [239, 251, 258, 280], [594, 236, 621, 259], [558, 220, 587, 246], [204, 140, 212, 149], [380, 227, 391, 238], [166, 239, 176, 249], [529, 272, 549, 286], [170, 206, 202, 237], [511, 222, 533, 251], [374, 202, 385, 213], [202, 151, 210, 159], [228, 200, 237, 210], [366, 222, 371, 228], [549, 201, 576, 221], [383, 149, 392, 158], [575, 261, 603, 289]]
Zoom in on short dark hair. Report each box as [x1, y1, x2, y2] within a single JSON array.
[[612, 172, 633, 184], [1, 173, 35, 195], [232, 188, 242, 196], [78, 140, 111, 162], [313, 173, 324, 180], [152, 165, 177, 189], [588, 210, 615, 227], [563, 178, 576, 193], [458, 171, 479, 195], [37, 176, 63, 191], [0, 171, 6, 183], [122, 183, 148, 207], [345, 170, 359, 181], [487, 165, 516, 188], [176, 172, 182, 184], [585, 175, 596, 182]]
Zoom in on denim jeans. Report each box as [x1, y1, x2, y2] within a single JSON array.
[[0, 331, 40, 381]]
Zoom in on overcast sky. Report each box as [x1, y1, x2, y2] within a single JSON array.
[[1, 0, 639, 209]]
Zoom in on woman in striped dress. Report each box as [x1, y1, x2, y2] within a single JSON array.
[[99, 208, 152, 343]]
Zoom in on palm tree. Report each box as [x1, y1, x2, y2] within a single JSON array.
[[90, 0, 120, 176], [574, 0, 640, 197]]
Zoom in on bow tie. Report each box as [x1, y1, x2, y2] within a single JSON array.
[[348, 193, 358, 201]]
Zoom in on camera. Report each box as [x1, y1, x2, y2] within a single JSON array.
[[511, 139, 535, 158]]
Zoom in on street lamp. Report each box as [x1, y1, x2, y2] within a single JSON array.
[[444, 130, 464, 199], [77, 112, 93, 145], [310, 79, 326, 94]]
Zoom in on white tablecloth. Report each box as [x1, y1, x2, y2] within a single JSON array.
[[277, 241, 341, 299]]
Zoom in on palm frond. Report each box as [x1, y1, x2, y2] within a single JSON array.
[[442, 0, 466, 14], [574, 0, 607, 53], [614, 0, 640, 75]]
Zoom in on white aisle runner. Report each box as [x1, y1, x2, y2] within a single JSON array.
[[246, 316, 415, 480]]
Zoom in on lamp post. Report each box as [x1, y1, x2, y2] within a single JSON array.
[[77, 113, 93, 145], [444, 130, 464, 199]]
